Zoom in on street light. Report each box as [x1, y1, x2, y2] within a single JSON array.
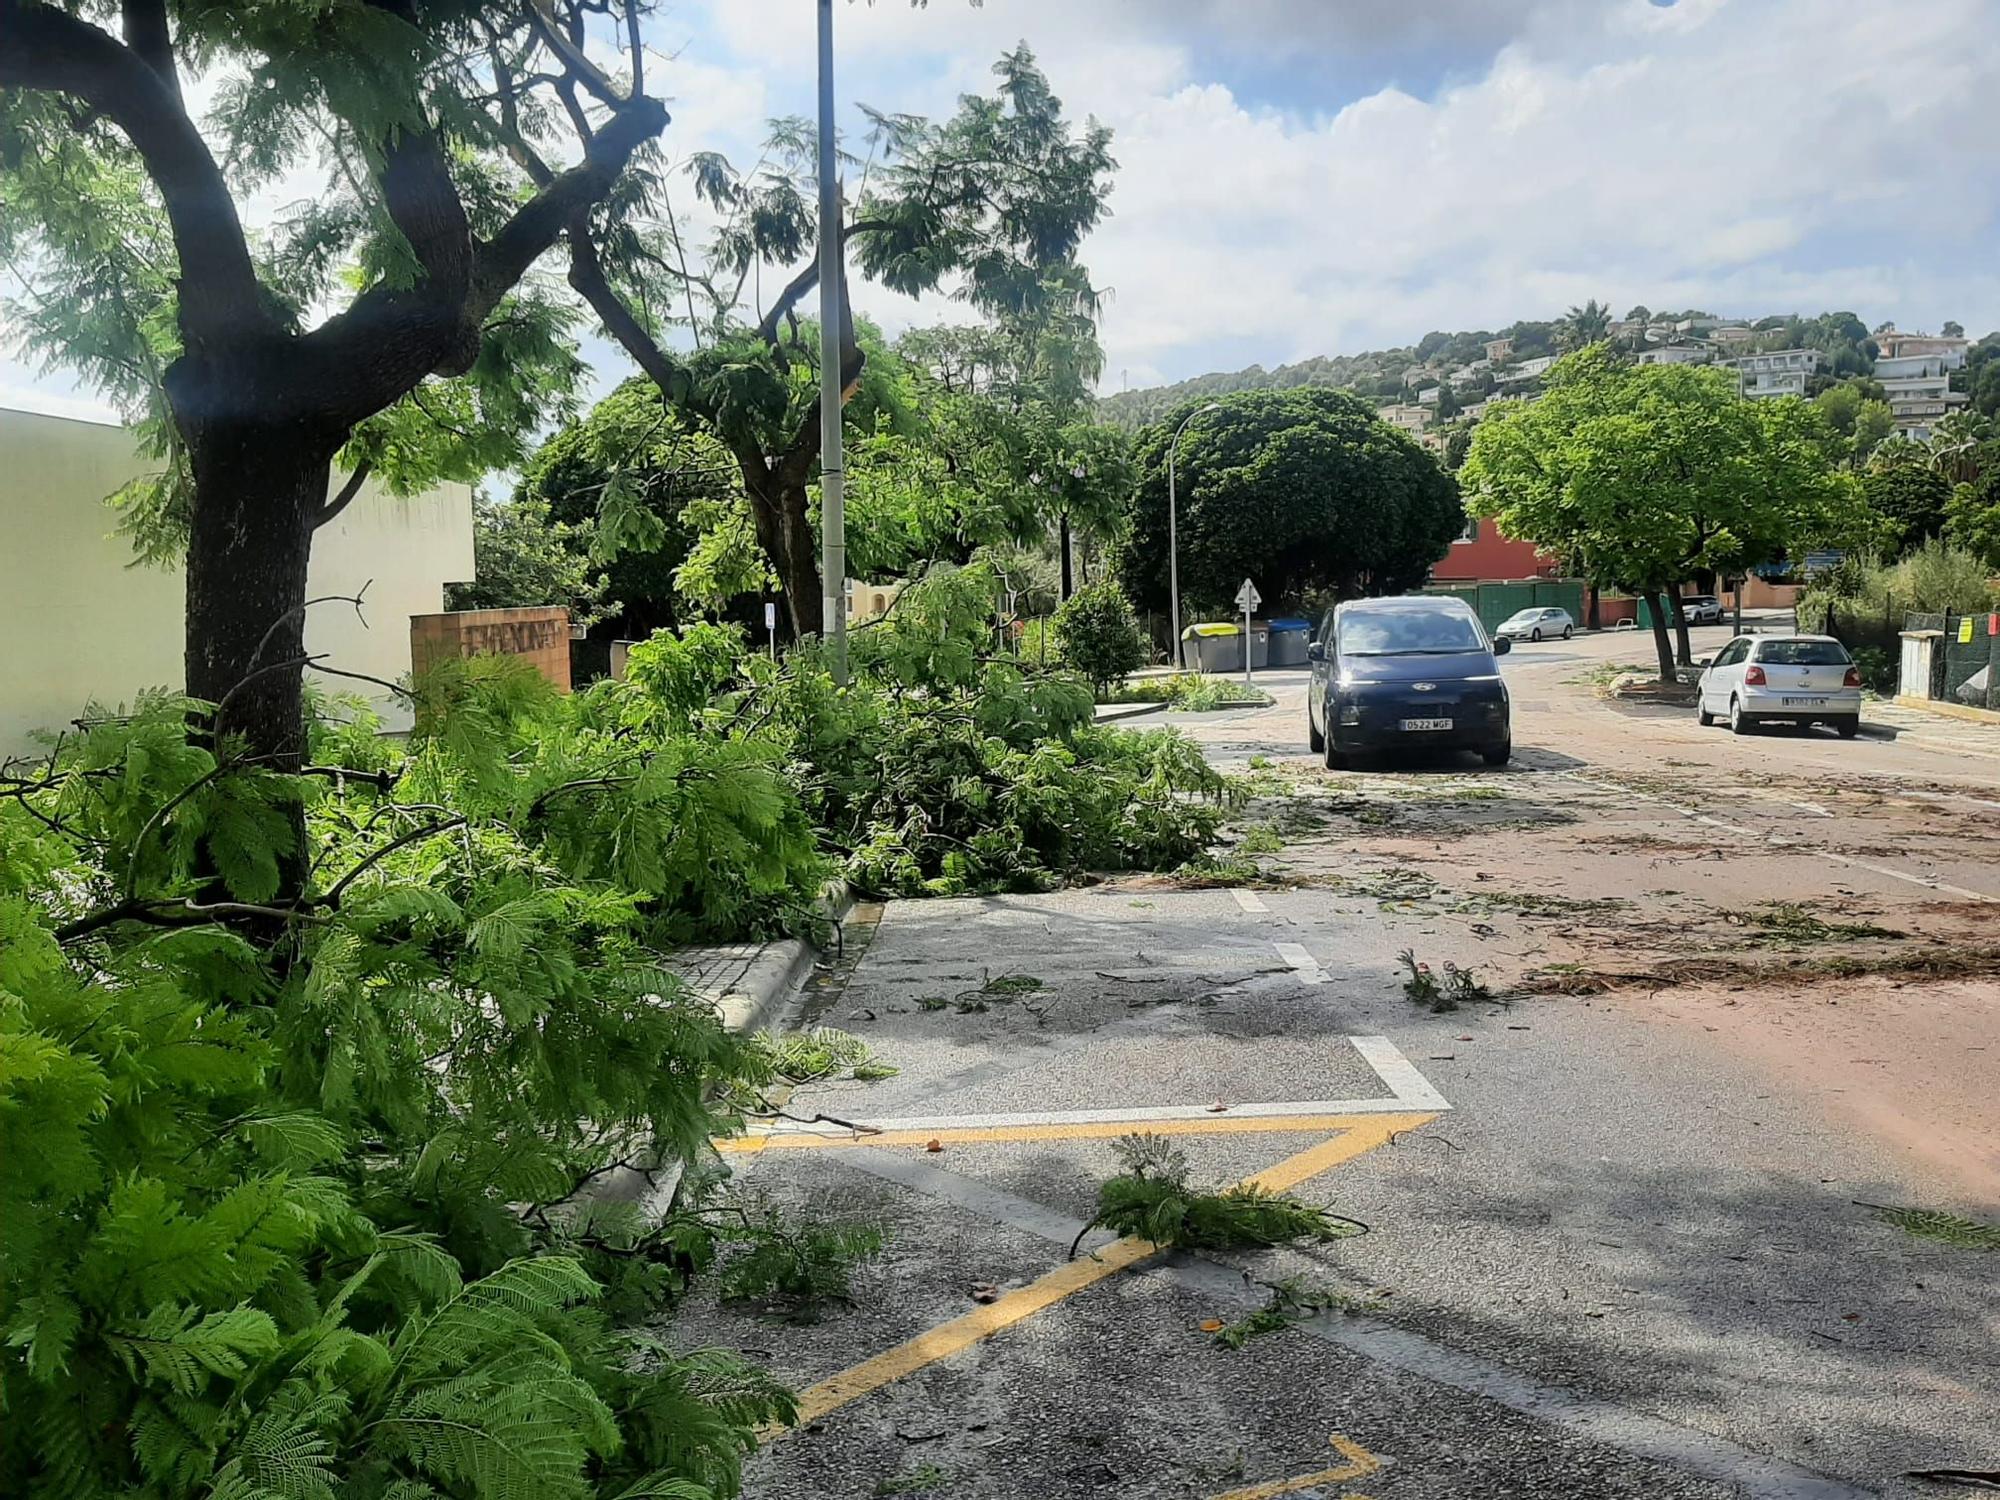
[[1168, 402, 1223, 668]]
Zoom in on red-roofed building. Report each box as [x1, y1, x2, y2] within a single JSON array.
[[1431, 517, 1562, 582]]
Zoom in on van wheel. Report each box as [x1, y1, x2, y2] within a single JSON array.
[[1323, 739, 1348, 772], [1481, 743, 1511, 767], [1308, 708, 1325, 754]]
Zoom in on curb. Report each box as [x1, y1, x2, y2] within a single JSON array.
[[577, 884, 855, 1221], [1093, 701, 1171, 724], [1895, 693, 2000, 727]]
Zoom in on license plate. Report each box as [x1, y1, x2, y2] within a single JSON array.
[[1781, 696, 1828, 707], [1400, 717, 1454, 731]]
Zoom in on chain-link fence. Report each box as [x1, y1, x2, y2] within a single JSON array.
[[1905, 611, 2000, 710]]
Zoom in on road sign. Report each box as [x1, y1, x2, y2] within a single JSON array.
[[1235, 578, 1261, 613]]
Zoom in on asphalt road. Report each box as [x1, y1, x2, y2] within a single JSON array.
[[681, 625, 1999, 1500]]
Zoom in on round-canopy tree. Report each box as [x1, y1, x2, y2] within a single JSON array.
[[1117, 388, 1463, 617]]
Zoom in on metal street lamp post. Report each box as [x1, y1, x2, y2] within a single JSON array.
[[1167, 402, 1223, 669], [816, 0, 848, 683]]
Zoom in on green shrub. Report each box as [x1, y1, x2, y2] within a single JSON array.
[[1052, 580, 1149, 690]]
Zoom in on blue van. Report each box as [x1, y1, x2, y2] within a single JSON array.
[[1306, 596, 1512, 769]]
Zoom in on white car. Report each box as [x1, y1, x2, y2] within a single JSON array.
[[1696, 634, 1862, 737], [1681, 595, 1724, 625], [1495, 607, 1574, 642]]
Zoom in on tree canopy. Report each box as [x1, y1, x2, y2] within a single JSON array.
[[0, 0, 672, 762], [1461, 347, 1867, 677], [558, 44, 1116, 634], [1116, 388, 1463, 617]]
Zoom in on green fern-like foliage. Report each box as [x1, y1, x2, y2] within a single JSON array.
[[2, 558, 1225, 1497], [1073, 1133, 1367, 1256]]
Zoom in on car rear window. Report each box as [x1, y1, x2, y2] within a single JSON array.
[[1340, 609, 1486, 655], [1755, 640, 1851, 666]]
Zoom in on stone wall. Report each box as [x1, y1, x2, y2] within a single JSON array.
[[410, 606, 572, 691]]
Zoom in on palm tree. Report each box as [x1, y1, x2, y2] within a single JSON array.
[[1557, 298, 1613, 352], [1927, 411, 1992, 485]]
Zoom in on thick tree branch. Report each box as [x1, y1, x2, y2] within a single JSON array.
[[299, 93, 667, 432], [0, 0, 268, 353], [566, 214, 715, 423], [316, 462, 374, 530], [120, 0, 178, 100]]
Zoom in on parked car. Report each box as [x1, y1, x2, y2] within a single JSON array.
[[1695, 634, 1862, 737], [1308, 596, 1512, 769], [1681, 595, 1724, 625], [1495, 606, 1574, 642]]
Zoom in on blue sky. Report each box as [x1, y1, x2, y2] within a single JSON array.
[[4, 0, 1997, 423]]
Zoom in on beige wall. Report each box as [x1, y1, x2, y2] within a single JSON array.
[[0, 406, 474, 751]]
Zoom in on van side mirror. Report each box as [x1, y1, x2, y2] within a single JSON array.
[[1492, 637, 1511, 655], [1305, 641, 1325, 663]]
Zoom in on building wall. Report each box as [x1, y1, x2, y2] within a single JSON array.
[[0, 406, 474, 751], [1431, 518, 1559, 581]]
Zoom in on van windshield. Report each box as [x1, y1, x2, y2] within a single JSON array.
[[1341, 609, 1486, 656]]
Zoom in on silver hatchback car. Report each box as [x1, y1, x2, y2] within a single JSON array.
[[1696, 634, 1863, 737]]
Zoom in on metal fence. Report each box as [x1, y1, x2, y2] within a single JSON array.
[[1904, 611, 2000, 711]]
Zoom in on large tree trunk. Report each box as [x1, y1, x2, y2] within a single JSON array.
[[1666, 589, 1694, 667], [182, 423, 335, 770], [1058, 512, 1074, 600], [1586, 582, 1601, 631], [1641, 590, 1677, 682], [775, 482, 824, 641]]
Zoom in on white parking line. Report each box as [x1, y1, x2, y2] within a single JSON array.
[[751, 1035, 1452, 1135], [1275, 941, 1329, 983], [1232, 888, 1271, 914]]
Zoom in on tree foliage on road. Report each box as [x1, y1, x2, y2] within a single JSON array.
[[0, 0, 670, 767], [1117, 388, 1464, 617], [1462, 347, 1868, 679]]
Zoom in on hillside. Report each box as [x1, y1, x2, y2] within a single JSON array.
[[1094, 309, 1928, 429]]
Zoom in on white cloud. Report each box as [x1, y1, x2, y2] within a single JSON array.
[[4, 0, 1995, 421]]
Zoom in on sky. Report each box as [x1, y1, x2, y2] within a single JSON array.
[[4, 0, 1999, 423]]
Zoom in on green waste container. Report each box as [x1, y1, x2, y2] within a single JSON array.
[[1180, 622, 1243, 673]]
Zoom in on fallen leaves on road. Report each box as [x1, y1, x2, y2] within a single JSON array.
[[970, 1284, 1000, 1304], [925, 1138, 943, 1153]]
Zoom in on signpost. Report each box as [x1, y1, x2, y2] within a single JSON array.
[[1235, 577, 1261, 684], [765, 600, 779, 662]]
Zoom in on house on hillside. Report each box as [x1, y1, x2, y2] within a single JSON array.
[[1711, 325, 1755, 347], [1877, 327, 1969, 360], [1484, 337, 1515, 362], [1722, 348, 1822, 397], [1877, 349, 1969, 439], [1635, 344, 1714, 366], [1416, 385, 1441, 405], [1380, 403, 1430, 434]]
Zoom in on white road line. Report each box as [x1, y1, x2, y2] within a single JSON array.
[[1566, 771, 1998, 904], [1231, 888, 1271, 914], [1275, 941, 1329, 983], [755, 1035, 1451, 1134], [1351, 1034, 1454, 1111]]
